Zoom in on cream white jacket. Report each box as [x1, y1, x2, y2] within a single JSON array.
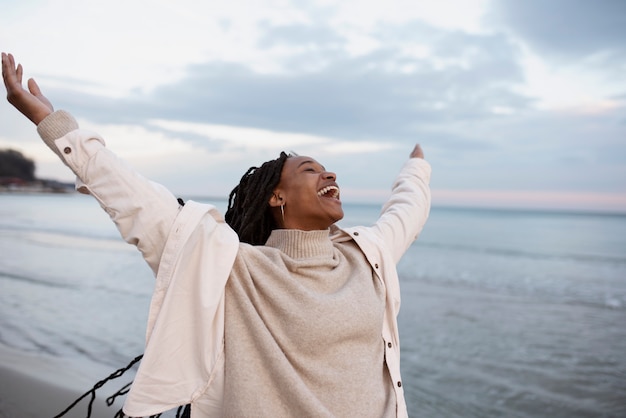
[[37, 110, 432, 418]]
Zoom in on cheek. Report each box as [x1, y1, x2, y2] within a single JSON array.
[[283, 175, 320, 206]]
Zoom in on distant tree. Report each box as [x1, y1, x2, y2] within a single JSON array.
[[0, 149, 36, 181]]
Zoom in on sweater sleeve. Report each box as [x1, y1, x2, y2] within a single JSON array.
[[370, 158, 432, 264], [36, 110, 181, 275]]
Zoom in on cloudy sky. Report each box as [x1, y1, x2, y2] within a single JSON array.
[[1, 0, 625, 212]]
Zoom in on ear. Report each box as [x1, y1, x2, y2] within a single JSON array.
[[268, 190, 284, 208]]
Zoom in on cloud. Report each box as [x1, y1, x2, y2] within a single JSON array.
[[257, 22, 345, 48], [147, 118, 395, 154], [1, 0, 625, 210], [490, 0, 626, 62], [428, 103, 626, 193], [44, 18, 531, 151], [29, 11, 624, 201]]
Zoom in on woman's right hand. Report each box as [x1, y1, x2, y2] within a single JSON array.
[[2, 52, 53, 125]]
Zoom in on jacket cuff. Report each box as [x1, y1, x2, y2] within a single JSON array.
[[36, 110, 79, 147], [404, 157, 432, 185]]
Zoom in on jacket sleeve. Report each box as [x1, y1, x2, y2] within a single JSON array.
[[36, 110, 180, 274], [370, 157, 431, 263]]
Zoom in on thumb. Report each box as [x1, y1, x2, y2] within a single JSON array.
[[27, 78, 42, 96]]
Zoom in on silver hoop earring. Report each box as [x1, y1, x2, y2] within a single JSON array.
[[280, 203, 285, 223]]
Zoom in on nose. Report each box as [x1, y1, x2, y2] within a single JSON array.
[[323, 171, 336, 181]]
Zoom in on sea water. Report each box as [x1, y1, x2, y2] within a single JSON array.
[[0, 194, 625, 417]]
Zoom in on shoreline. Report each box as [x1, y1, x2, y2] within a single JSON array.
[[0, 344, 127, 418]]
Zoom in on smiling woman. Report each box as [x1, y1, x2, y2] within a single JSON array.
[[225, 153, 347, 245], [2, 52, 431, 418], [269, 157, 345, 228]]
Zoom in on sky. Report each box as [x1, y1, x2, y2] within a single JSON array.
[[1, 0, 625, 212]]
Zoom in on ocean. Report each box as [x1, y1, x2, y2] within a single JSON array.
[[0, 193, 625, 417]]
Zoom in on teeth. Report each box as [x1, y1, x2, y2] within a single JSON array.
[[317, 185, 340, 198]]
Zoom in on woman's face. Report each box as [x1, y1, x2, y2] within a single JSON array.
[[271, 155, 344, 230]]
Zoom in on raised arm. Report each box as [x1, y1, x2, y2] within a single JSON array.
[[370, 144, 431, 263], [2, 53, 180, 274]]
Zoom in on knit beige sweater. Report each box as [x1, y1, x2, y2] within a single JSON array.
[[223, 229, 396, 417]]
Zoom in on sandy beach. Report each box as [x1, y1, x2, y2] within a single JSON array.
[[0, 344, 126, 418]]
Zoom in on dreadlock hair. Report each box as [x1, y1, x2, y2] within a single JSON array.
[[225, 151, 290, 245]]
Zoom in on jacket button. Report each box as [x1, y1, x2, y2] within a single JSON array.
[[63, 147, 72, 154], [397, 381, 402, 388], [353, 232, 359, 236], [388, 342, 392, 348], [375, 263, 379, 269]]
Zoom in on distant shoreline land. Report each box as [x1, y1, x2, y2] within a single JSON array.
[[0, 177, 75, 194], [0, 148, 75, 194], [1, 149, 624, 214]]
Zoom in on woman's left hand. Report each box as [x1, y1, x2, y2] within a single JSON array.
[[2, 52, 53, 125], [410, 144, 424, 159]]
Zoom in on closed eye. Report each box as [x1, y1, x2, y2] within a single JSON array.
[[298, 160, 326, 173]]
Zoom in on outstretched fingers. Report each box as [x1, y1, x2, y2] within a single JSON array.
[[2, 53, 18, 81], [2, 52, 54, 125], [2, 53, 13, 87], [2, 53, 22, 101]]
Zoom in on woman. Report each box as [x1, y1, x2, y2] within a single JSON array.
[[2, 52, 431, 418]]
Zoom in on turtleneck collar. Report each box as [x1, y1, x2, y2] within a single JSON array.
[[265, 229, 334, 259]]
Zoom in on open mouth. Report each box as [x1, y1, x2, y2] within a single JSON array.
[[317, 185, 340, 200]]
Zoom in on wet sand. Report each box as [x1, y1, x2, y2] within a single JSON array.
[[0, 344, 125, 418]]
